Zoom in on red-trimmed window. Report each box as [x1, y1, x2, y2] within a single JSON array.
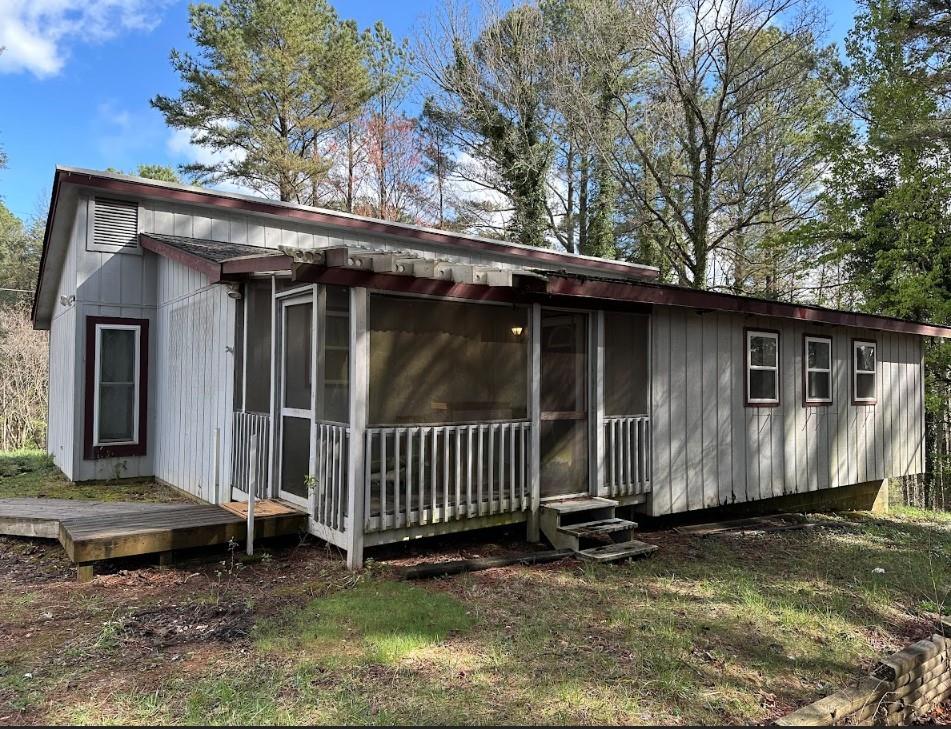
[[804, 335, 833, 405], [852, 339, 877, 404], [84, 316, 149, 459], [746, 329, 780, 406]]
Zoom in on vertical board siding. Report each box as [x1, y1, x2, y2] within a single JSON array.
[[153, 256, 235, 500], [649, 308, 925, 516]]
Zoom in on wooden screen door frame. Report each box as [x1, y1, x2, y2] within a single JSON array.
[[538, 307, 592, 500], [275, 287, 317, 508]]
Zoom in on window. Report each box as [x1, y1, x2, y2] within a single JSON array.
[[803, 335, 833, 405], [746, 330, 780, 405], [852, 339, 877, 404], [85, 317, 148, 459]]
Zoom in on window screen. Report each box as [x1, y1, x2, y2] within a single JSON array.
[[369, 296, 528, 425], [320, 286, 350, 424], [604, 312, 649, 416], [245, 280, 273, 413], [283, 301, 312, 410]]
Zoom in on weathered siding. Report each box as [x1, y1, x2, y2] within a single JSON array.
[[45, 203, 82, 478], [152, 255, 235, 501], [649, 307, 925, 516]]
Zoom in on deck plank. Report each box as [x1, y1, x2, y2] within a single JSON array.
[[0, 498, 307, 564]]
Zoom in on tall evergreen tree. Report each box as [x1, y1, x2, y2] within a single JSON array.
[[152, 0, 372, 202]]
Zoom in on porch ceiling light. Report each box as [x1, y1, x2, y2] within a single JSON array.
[[511, 325, 524, 337]]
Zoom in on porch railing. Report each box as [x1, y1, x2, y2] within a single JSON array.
[[603, 415, 651, 497], [231, 411, 270, 500], [364, 421, 531, 533], [312, 421, 350, 533]]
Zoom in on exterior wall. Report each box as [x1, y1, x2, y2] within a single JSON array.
[[73, 194, 158, 481], [152, 256, 235, 502], [649, 307, 925, 516], [45, 209, 80, 478]]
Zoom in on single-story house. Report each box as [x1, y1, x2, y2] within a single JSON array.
[[32, 167, 951, 568]]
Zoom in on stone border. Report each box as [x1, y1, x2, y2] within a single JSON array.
[[776, 626, 951, 726]]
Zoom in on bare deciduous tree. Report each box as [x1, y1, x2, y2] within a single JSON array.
[[0, 305, 48, 451]]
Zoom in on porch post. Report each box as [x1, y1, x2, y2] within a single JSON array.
[[345, 286, 369, 569], [592, 310, 606, 497], [267, 275, 278, 497], [527, 303, 541, 542]]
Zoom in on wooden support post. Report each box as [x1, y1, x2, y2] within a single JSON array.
[[247, 434, 257, 556], [527, 303, 541, 543], [346, 287, 369, 570], [76, 564, 94, 583], [158, 551, 174, 568], [213, 427, 221, 504], [592, 310, 606, 497]]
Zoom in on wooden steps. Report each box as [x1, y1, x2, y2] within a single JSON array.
[[540, 496, 656, 562], [579, 540, 659, 562]]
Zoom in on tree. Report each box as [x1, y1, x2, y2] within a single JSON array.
[[106, 165, 183, 183], [813, 0, 951, 506], [419, 1, 554, 246], [152, 0, 372, 202], [0, 202, 42, 298], [419, 98, 459, 228], [558, 0, 830, 287]]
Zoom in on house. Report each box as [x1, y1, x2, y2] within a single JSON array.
[[32, 167, 951, 568]]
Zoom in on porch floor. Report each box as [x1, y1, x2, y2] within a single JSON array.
[[0, 497, 307, 567]]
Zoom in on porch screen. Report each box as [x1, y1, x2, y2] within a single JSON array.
[[244, 280, 272, 413], [604, 312, 649, 416], [368, 295, 528, 425]]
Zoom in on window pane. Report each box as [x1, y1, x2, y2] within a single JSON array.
[[856, 372, 875, 400], [807, 372, 831, 401], [604, 312, 649, 416], [855, 344, 875, 372], [283, 303, 312, 410], [98, 383, 135, 442], [280, 416, 311, 498], [369, 296, 528, 425], [750, 334, 777, 367], [749, 370, 777, 401], [807, 340, 830, 370], [100, 328, 135, 382]]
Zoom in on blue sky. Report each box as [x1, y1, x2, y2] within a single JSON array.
[[0, 0, 858, 221]]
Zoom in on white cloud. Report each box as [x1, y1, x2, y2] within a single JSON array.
[[166, 128, 257, 196], [0, 0, 168, 77]]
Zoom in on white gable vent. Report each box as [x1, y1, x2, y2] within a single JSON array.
[[92, 198, 138, 250]]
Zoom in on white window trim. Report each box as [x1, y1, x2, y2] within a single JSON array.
[[804, 336, 833, 404], [853, 339, 877, 404], [93, 323, 141, 447], [747, 330, 780, 405]]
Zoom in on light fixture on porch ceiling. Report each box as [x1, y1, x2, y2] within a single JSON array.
[[224, 282, 242, 300], [511, 325, 524, 337]]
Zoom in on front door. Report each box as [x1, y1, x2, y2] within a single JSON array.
[[540, 309, 589, 498], [278, 295, 313, 506]]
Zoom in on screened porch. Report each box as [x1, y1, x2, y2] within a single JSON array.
[[229, 280, 652, 566]]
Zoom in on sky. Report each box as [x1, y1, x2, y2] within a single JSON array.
[[0, 0, 859, 222]]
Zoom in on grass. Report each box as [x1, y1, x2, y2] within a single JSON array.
[[0, 449, 189, 502], [1, 451, 949, 725]]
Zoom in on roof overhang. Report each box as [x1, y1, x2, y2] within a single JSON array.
[[139, 234, 293, 283]]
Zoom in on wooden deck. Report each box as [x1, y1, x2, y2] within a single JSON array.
[[0, 497, 307, 570]]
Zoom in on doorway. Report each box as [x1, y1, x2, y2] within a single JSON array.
[[539, 309, 589, 498], [277, 294, 313, 506]]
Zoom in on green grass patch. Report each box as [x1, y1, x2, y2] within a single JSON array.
[[0, 449, 188, 502], [257, 580, 473, 666]]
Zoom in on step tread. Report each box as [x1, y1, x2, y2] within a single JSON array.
[[578, 539, 658, 562], [540, 497, 618, 514], [557, 518, 639, 538]]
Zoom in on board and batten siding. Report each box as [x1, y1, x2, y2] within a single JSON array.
[[152, 255, 235, 502], [649, 307, 925, 516]]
